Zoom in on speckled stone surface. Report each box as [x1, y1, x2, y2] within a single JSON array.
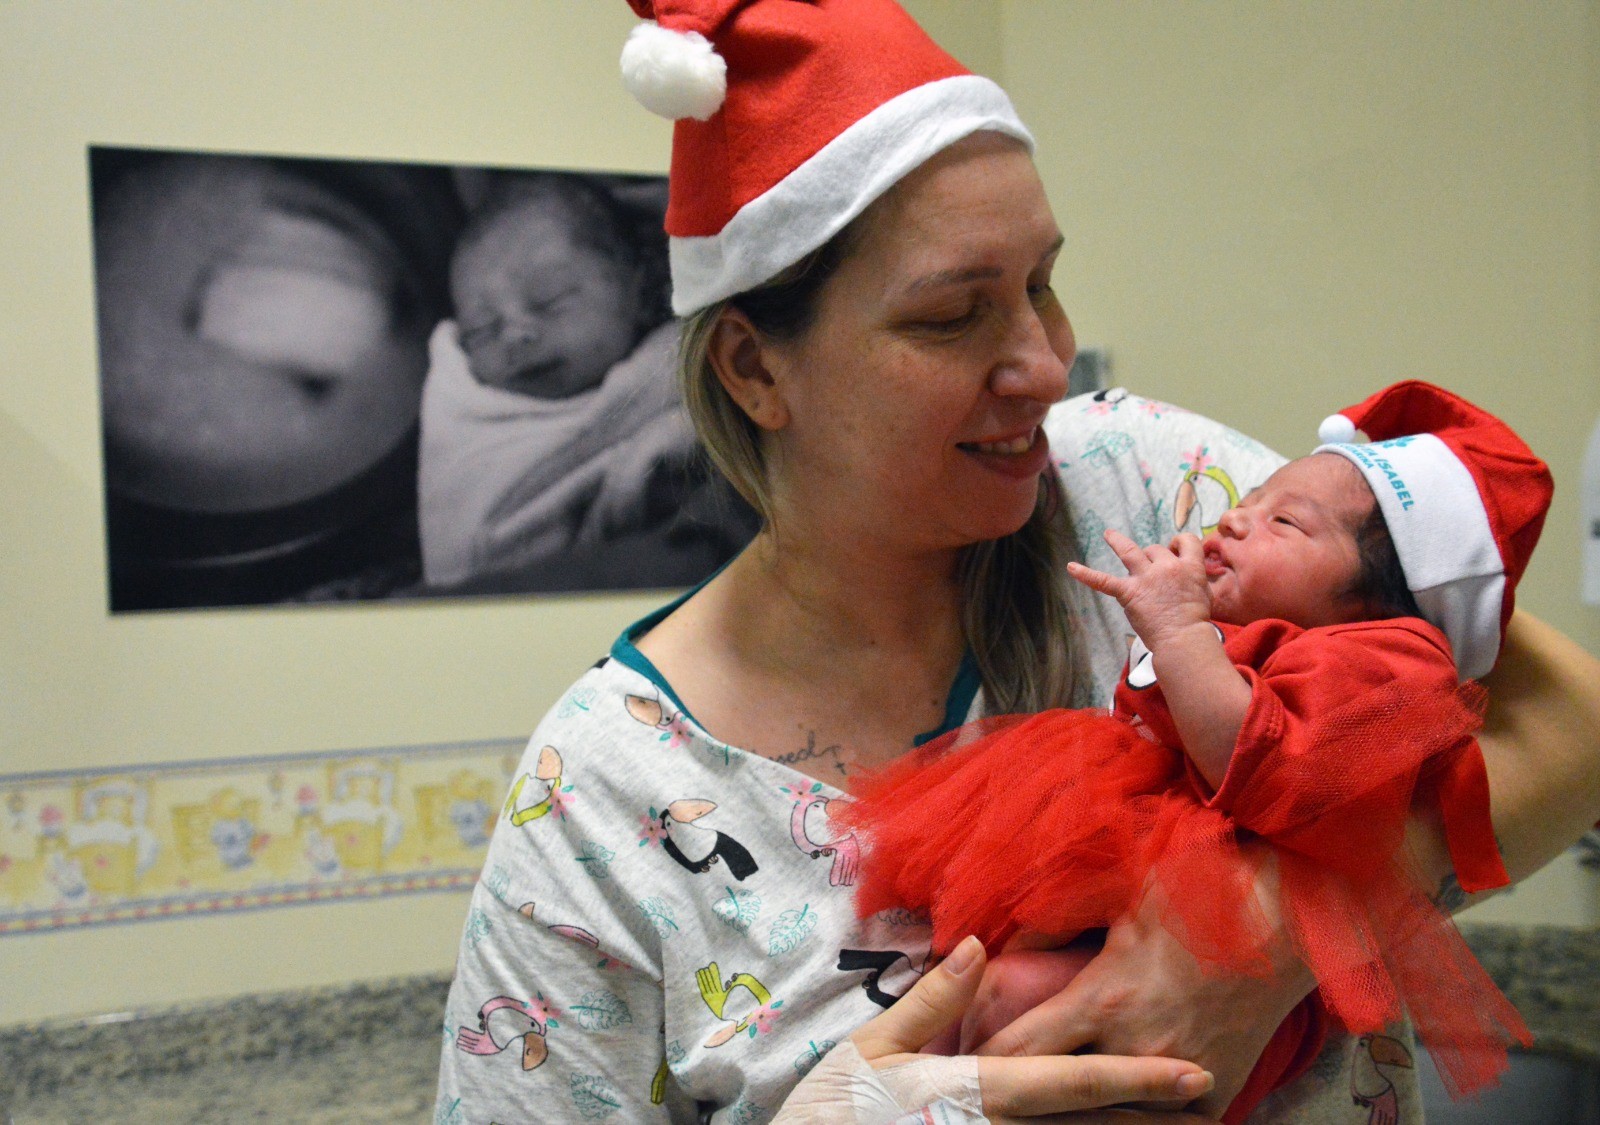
[[0, 976, 449, 1123], [1, 925, 1595, 1123], [1459, 924, 1600, 1064]]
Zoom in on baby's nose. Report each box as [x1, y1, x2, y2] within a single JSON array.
[[503, 315, 547, 343]]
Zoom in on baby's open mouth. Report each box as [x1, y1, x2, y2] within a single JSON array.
[[1202, 543, 1228, 577]]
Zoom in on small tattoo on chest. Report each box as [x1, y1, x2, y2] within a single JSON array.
[[770, 730, 850, 777]]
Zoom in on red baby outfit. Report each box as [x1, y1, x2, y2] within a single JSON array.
[[843, 616, 1531, 1120]]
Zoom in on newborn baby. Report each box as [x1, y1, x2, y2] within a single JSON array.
[[418, 174, 725, 590]]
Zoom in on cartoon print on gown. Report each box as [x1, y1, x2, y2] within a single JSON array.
[[781, 781, 860, 887], [655, 798, 759, 880], [1351, 1034, 1414, 1125], [625, 693, 698, 750], [455, 994, 558, 1071], [650, 1024, 671, 1106], [834, 948, 924, 1010], [695, 962, 782, 1047], [546, 922, 637, 972], [1173, 444, 1241, 535], [503, 745, 568, 826]]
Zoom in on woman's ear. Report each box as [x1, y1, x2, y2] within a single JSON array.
[[706, 308, 791, 432]]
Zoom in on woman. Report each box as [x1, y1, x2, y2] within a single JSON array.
[[436, 3, 1600, 1121]]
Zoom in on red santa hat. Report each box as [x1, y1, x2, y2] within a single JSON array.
[[619, 0, 1033, 315], [1314, 380, 1553, 680]]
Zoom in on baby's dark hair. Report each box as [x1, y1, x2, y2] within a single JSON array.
[[457, 173, 630, 268], [451, 173, 673, 327], [1347, 502, 1422, 620]]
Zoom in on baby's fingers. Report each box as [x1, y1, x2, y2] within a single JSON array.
[[1101, 529, 1149, 573], [1168, 533, 1204, 563], [1065, 561, 1125, 599], [978, 1054, 1214, 1119]]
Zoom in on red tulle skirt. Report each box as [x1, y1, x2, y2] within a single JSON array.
[[837, 687, 1530, 1102]]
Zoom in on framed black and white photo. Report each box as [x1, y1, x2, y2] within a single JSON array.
[[90, 146, 757, 612]]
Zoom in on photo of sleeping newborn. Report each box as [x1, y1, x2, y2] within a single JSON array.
[[90, 146, 759, 612]]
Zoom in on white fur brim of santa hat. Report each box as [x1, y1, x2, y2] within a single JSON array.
[[1314, 380, 1552, 681], [668, 76, 1031, 315]]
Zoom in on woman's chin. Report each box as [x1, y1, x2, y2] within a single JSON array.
[[956, 504, 1038, 548], [974, 482, 1048, 542]]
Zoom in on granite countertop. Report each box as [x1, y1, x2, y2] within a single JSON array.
[[1, 977, 449, 1124], [2, 924, 1596, 1123], [1453, 924, 1600, 1065]]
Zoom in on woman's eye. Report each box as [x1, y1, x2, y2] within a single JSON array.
[[1028, 281, 1056, 307], [917, 309, 979, 333]]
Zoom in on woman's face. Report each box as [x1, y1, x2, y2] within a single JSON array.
[[763, 133, 1075, 553]]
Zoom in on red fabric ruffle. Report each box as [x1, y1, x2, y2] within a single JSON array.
[[837, 679, 1530, 1103]]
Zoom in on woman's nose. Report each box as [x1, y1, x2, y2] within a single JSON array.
[[990, 301, 1073, 403]]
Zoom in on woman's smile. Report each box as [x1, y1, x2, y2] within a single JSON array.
[[958, 426, 1052, 479]]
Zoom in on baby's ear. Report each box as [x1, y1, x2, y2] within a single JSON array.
[[706, 309, 790, 432]]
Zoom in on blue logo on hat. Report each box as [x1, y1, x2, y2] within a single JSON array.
[[1343, 441, 1415, 510]]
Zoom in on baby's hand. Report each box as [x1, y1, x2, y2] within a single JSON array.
[[1067, 529, 1213, 649]]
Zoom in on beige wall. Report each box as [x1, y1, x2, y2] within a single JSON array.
[[0, 1, 1594, 1025]]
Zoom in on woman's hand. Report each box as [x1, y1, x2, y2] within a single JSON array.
[[777, 935, 1216, 1123], [974, 878, 1313, 1119]]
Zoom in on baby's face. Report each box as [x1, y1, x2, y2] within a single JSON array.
[[451, 201, 641, 398], [1201, 454, 1373, 629]]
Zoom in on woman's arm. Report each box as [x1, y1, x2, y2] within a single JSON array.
[[1410, 610, 1600, 903], [974, 850, 1315, 1117]]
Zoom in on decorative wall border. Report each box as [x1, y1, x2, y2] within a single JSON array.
[[0, 738, 525, 936]]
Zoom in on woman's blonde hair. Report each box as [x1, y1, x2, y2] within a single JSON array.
[[677, 228, 1083, 715]]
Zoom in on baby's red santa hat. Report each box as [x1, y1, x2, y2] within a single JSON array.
[[619, 0, 1033, 315], [1314, 380, 1553, 680]]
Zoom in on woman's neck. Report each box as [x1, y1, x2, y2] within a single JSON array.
[[723, 527, 966, 670], [631, 525, 971, 778]]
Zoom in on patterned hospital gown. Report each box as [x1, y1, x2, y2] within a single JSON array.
[[435, 389, 1426, 1125]]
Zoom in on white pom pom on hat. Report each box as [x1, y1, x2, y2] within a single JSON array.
[[1316, 413, 1358, 445], [621, 21, 727, 122]]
